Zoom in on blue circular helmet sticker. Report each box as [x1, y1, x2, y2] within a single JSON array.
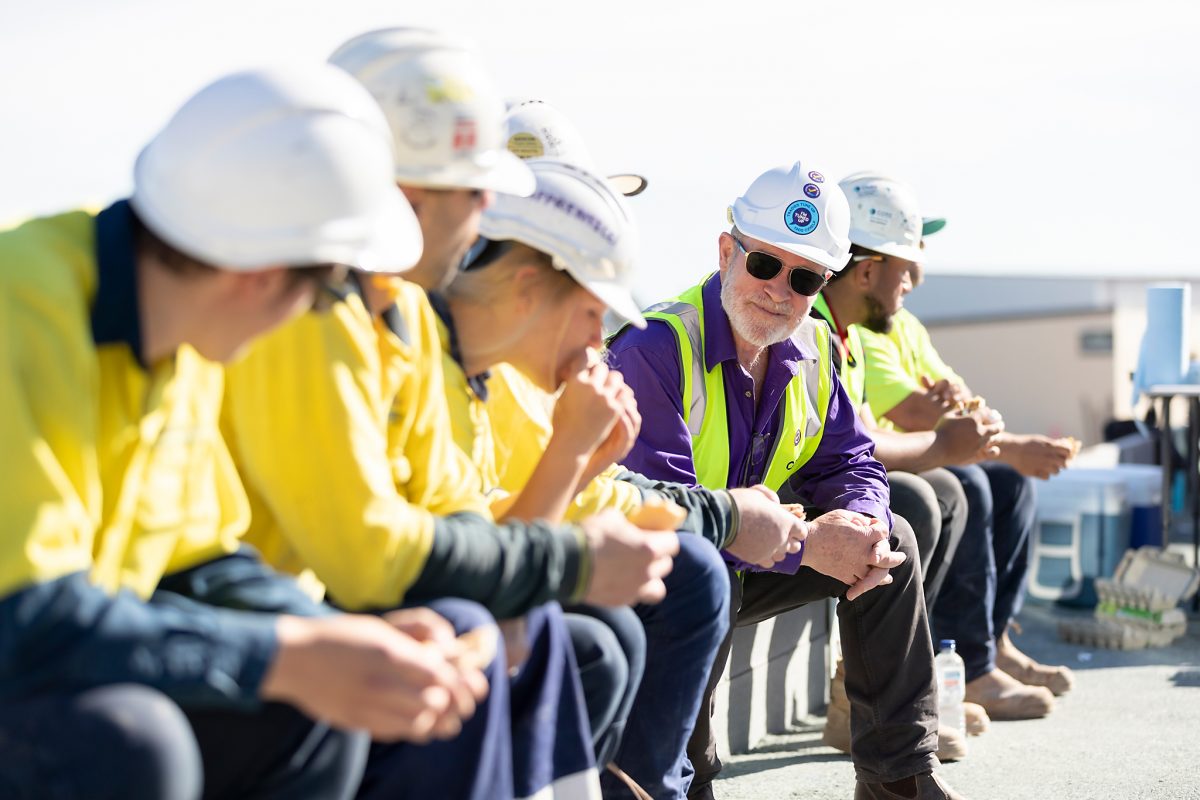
[[803, 183, 821, 198], [784, 200, 819, 235], [808, 170, 825, 183]]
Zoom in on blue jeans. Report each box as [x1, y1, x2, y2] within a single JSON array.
[[934, 462, 1037, 681], [601, 534, 731, 800], [564, 605, 646, 766]]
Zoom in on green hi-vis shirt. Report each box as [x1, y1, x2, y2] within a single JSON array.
[[811, 293, 867, 412], [0, 204, 245, 601], [857, 307, 963, 431]]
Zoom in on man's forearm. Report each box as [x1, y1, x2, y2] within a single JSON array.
[[870, 427, 943, 473], [612, 470, 736, 549]]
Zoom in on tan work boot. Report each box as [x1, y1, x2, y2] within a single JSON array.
[[824, 662, 966, 762], [995, 630, 1075, 696], [963, 701, 990, 736], [855, 772, 968, 799], [964, 667, 1054, 720]]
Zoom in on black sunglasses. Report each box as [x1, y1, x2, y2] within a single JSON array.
[[733, 236, 828, 297]]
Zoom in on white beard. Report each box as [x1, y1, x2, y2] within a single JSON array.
[[720, 277, 801, 348]]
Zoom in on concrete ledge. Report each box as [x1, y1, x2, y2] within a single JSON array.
[[710, 601, 832, 757]]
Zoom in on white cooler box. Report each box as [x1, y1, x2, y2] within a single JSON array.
[[1029, 469, 1131, 607]]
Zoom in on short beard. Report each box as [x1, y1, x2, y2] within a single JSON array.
[[720, 276, 800, 348], [862, 293, 896, 334]]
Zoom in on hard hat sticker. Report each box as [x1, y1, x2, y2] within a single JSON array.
[[808, 171, 825, 183], [508, 132, 545, 158], [784, 200, 819, 235], [803, 183, 821, 198]]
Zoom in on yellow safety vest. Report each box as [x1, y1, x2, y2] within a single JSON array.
[[633, 275, 835, 491]]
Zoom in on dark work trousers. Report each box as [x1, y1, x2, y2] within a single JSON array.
[[686, 514, 939, 797], [564, 604, 647, 766], [888, 468, 968, 613], [360, 600, 597, 800], [0, 686, 365, 800], [934, 462, 1037, 681], [0, 550, 372, 800]]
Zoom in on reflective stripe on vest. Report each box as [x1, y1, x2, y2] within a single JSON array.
[[636, 276, 834, 492]]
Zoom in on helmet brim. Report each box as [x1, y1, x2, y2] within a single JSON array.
[[398, 148, 537, 197], [585, 279, 647, 330], [732, 217, 850, 273], [349, 187, 425, 273], [608, 173, 648, 197]]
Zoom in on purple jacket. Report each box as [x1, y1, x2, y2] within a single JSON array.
[[607, 272, 892, 573]]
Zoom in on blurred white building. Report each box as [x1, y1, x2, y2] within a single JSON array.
[[907, 273, 1200, 445]]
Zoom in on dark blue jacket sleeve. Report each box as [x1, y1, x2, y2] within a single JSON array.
[[0, 571, 278, 709]]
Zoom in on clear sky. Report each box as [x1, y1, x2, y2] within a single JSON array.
[[2, 0, 1197, 302]]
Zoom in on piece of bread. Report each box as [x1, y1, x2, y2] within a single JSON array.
[[627, 497, 688, 530], [781, 502, 807, 521], [455, 625, 499, 670]]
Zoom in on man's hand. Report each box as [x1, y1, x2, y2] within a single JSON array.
[[725, 485, 807, 569], [921, 376, 971, 406], [801, 510, 907, 600], [994, 432, 1073, 479], [933, 411, 1003, 465], [261, 613, 488, 743], [581, 509, 679, 606]]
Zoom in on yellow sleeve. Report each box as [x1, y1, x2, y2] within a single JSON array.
[[161, 347, 250, 577], [858, 323, 922, 422], [904, 312, 964, 386], [387, 285, 491, 520], [0, 221, 100, 597], [223, 294, 438, 611], [485, 364, 642, 523], [563, 465, 643, 522]]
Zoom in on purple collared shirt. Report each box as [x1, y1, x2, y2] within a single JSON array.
[[607, 272, 892, 574]]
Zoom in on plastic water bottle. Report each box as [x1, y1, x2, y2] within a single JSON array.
[[935, 639, 966, 734]]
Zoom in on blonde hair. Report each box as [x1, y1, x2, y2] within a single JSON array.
[[446, 242, 577, 306]]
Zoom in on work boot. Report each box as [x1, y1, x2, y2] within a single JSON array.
[[824, 662, 966, 762], [995, 630, 1075, 696], [936, 723, 967, 762], [855, 771, 968, 799], [822, 660, 852, 752], [964, 668, 1054, 720], [963, 702, 990, 736]]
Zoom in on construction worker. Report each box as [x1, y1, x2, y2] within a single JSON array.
[[0, 65, 487, 800], [846, 172, 1075, 721], [437, 138, 822, 796], [608, 162, 966, 800], [221, 29, 677, 800], [812, 174, 1013, 751]]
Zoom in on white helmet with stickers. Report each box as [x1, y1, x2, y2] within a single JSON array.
[[131, 64, 422, 272], [329, 27, 534, 196], [503, 99, 647, 197], [728, 162, 851, 272], [839, 171, 925, 263], [473, 159, 646, 328]]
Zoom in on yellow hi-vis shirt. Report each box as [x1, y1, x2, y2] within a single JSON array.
[[0, 206, 245, 601], [223, 280, 490, 611], [435, 315, 643, 522], [857, 307, 964, 430]]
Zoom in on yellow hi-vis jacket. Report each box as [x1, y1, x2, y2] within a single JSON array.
[[223, 281, 490, 611], [637, 278, 835, 493], [0, 208, 245, 602]]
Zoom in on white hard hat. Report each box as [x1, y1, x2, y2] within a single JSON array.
[[131, 65, 422, 273], [839, 172, 925, 263], [330, 28, 534, 197], [476, 160, 646, 329], [729, 162, 851, 272], [504, 99, 647, 197]]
